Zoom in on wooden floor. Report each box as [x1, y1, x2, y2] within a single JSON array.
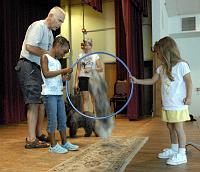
[[0, 116, 200, 172]]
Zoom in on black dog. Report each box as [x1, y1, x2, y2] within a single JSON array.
[[65, 95, 97, 138]]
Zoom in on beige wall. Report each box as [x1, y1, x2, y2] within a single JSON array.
[[60, 0, 116, 94], [60, 0, 116, 64]]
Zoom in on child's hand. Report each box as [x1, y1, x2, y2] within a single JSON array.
[[63, 74, 71, 81], [183, 97, 192, 105], [62, 67, 73, 74], [129, 75, 138, 84]]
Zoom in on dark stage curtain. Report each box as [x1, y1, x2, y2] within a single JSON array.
[[0, 0, 60, 124], [84, 0, 103, 12], [115, 0, 148, 120], [115, 1, 127, 80]]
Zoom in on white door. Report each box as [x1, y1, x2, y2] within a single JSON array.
[[175, 37, 200, 117]]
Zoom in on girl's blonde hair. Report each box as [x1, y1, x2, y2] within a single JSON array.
[[83, 38, 93, 46], [154, 36, 183, 81]]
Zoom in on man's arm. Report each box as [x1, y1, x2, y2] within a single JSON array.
[[26, 44, 48, 57]]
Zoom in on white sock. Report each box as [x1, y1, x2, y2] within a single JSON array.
[[178, 148, 186, 155], [171, 144, 179, 152]]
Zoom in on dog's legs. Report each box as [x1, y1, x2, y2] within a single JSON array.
[[84, 118, 93, 137], [69, 122, 78, 138]]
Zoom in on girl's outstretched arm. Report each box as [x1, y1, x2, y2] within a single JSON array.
[[130, 73, 159, 85]]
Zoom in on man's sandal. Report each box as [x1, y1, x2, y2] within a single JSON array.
[[25, 138, 50, 149]]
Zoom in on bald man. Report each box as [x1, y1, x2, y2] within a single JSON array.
[[15, 6, 65, 149]]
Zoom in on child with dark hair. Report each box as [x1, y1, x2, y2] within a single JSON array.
[[41, 36, 79, 153]]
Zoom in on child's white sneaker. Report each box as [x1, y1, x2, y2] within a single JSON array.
[[158, 148, 177, 159], [166, 153, 187, 165], [49, 143, 68, 154], [62, 142, 79, 151]]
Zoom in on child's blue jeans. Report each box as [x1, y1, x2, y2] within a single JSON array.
[[43, 95, 67, 133]]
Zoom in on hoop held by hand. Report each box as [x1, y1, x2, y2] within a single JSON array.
[[66, 51, 134, 120]]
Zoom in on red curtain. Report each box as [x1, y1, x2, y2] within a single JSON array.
[[84, 0, 102, 12], [115, 0, 127, 80], [115, 0, 147, 120], [1, 0, 60, 124]]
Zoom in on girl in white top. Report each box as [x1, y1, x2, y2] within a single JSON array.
[[74, 38, 103, 112], [41, 36, 79, 154], [130, 36, 192, 166]]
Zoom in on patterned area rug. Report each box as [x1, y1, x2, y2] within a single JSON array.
[[48, 136, 148, 172]]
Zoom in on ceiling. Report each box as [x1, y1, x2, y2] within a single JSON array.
[[165, 0, 200, 17], [68, 0, 200, 17], [70, 0, 113, 6]]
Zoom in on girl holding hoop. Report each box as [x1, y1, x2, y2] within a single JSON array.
[[130, 36, 192, 165]]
